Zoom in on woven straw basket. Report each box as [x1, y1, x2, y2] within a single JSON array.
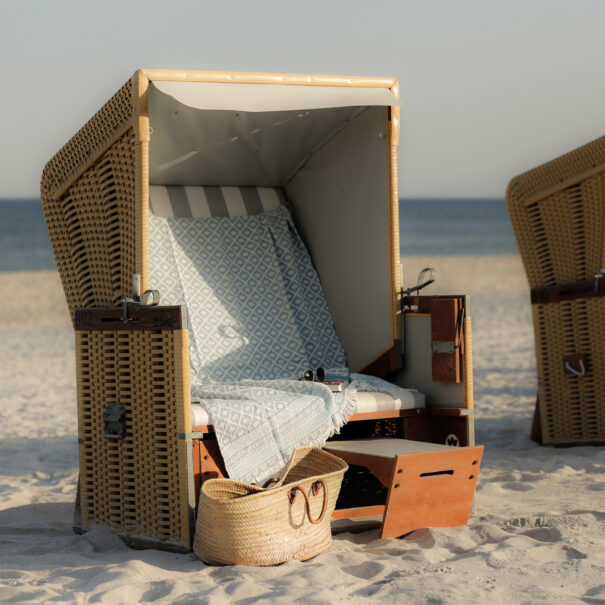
[[194, 447, 348, 566]]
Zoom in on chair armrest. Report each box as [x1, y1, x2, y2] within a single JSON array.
[[74, 304, 194, 550]]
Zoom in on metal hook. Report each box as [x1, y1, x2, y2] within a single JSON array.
[[402, 267, 437, 296]]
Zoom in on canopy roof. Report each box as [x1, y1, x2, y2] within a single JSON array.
[[151, 81, 401, 112]]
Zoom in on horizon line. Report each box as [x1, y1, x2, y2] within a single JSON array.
[[0, 195, 506, 202]]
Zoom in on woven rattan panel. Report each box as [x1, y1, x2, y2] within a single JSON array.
[[533, 299, 605, 444], [76, 328, 191, 548], [41, 78, 133, 201], [507, 136, 605, 209], [508, 172, 605, 288], [507, 137, 605, 444], [43, 130, 137, 321], [507, 137, 605, 288]]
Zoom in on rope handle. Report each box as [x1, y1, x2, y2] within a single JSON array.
[[288, 480, 328, 524], [565, 359, 586, 377]]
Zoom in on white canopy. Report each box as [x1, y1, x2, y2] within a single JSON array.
[[147, 79, 395, 370], [151, 81, 401, 112]]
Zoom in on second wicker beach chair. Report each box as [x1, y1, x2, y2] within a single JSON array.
[[506, 136, 605, 446]]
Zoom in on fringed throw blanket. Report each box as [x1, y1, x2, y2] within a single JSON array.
[[193, 380, 355, 484], [148, 198, 408, 482], [194, 374, 407, 484]]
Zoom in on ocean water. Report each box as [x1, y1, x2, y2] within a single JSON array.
[[0, 199, 56, 271], [0, 198, 518, 272], [400, 198, 518, 256]]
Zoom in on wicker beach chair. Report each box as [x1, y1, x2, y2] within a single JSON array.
[[42, 69, 482, 551], [506, 136, 605, 446]]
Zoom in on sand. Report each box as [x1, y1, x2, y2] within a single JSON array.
[[1, 256, 604, 604]]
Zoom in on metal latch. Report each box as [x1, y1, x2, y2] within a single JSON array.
[[103, 402, 126, 440], [432, 307, 465, 354], [121, 273, 161, 323], [432, 341, 455, 354]]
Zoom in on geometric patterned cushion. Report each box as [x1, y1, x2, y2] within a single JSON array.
[[149, 185, 286, 218], [148, 205, 347, 385]]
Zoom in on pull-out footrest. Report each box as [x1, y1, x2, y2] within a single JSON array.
[[325, 438, 483, 538]]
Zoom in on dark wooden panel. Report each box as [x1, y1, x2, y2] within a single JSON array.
[[430, 415, 473, 447], [359, 344, 400, 377], [401, 414, 435, 442], [75, 305, 187, 331], [348, 408, 424, 422], [430, 298, 461, 383]]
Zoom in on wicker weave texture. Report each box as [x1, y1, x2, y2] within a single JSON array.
[[388, 127, 401, 341], [194, 448, 347, 566], [506, 136, 605, 444], [41, 79, 134, 201], [76, 328, 191, 548], [507, 137, 605, 288], [42, 130, 137, 321], [533, 299, 605, 444], [507, 136, 605, 209]]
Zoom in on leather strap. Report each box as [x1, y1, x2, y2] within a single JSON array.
[[531, 274, 605, 304], [288, 480, 328, 524]]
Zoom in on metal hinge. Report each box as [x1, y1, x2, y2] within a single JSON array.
[[432, 341, 455, 354]]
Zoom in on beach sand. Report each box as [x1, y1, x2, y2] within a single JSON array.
[[1, 256, 604, 604]]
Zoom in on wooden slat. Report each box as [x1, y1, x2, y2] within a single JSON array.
[[347, 408, 425, 422], [331, 505, 386, 520]]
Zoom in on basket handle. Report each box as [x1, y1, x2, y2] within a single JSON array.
[[288, 480, 328, 524]]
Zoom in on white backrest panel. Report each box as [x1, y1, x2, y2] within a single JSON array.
[[286, 107, 392, 371]]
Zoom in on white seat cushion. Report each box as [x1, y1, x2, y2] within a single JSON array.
[[353, 389, 425, 414], [191, 388, 425, 427]]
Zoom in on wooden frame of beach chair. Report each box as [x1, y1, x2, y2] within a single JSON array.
[[506, 136, 605, 446], [42, 69, 479, 551]]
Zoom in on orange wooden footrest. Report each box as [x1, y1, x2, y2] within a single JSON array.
[[325, 439, 483, 538]]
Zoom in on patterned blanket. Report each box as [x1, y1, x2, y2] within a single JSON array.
[[149, 206, 347, 384], [194, 374, 409, 484], [148, 201, 407, 483]]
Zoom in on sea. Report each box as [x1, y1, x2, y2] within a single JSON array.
[[0, 198, 518, 272]]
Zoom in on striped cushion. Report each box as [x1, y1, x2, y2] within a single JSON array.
[[149, 185, 286, 218]]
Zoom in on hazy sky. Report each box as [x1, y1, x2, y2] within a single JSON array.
[[1, 0, 604, 199]]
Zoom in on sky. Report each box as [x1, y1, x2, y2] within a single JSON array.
[[1, 0, 604, 199]]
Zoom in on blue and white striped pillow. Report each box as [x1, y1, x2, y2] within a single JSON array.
[[149, 185, 287, 218]]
